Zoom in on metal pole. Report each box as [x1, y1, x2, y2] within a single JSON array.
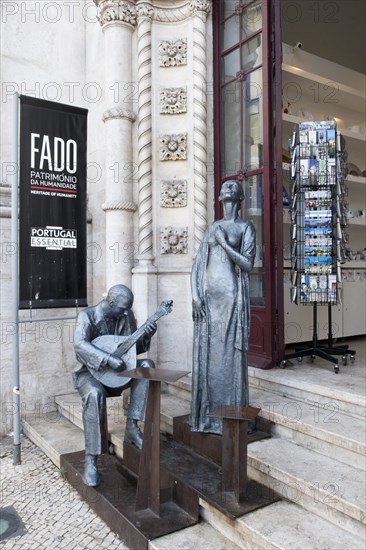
[[327, 303, 333, 348], [12, 93, 21, 465], [312, 302, 318, 350]]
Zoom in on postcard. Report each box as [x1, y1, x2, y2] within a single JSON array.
[[327, 129, 336, 158], [300, 159, 309, 182], [328, 159, 336, 184], [299, 130, 308, 143], [309, 159, 317, 185], [318, 159, 327, 184]]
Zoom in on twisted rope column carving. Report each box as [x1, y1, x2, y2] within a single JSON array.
[[191, 2, 211, 251], [102, 200, 137, 212], [136, 1, 154, 262]]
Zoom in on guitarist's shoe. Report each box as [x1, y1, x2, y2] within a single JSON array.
[[124, 420, 143, 449], [83, 454, 100, 487]]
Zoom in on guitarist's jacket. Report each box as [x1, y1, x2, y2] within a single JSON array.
[[73, 304, 150, 387]]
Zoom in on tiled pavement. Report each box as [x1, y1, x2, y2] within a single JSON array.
[[0, 435, 128, 549]]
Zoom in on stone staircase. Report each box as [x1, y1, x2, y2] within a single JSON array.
[[23, 361, 366, 549]]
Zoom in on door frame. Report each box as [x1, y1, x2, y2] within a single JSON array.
[[212, 0, 284, 368]]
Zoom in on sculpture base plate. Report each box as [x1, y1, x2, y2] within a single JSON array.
[[124, 435, 280, 521], [60, 418, 278, 547], [60, 451, 198, 550]]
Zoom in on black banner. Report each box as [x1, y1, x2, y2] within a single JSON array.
[[19, 96, 88, 309]]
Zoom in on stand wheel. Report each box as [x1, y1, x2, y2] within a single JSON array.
[[342, 356, 347, 366], [334, 366, 339, 374], [297, 356, 303, 362], [310, 355, 315, 363], [280, 360, 287, 369], [350, 355, 355, 364]]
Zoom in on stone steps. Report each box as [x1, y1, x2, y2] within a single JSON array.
[[160, 392, 191, 434], [54, 391, 191, 457], [162, 374, 366, 541], [20, 413, 241, 550], [200, 499, 366, 550], [248, 365, 366, 419], [24, 358, 366, 548], [54, 393, 127, 459], [56, 365, 366, 469], [248, 437, 366, 539], [54, 393, 126, 432], [22, 412, 85, 468], [54, 380, 366, 535], [149, 521, 242, 550], [164, 382, 366, 470], [162, 375, 192, 402], [164, 368, 366, 421], [250, 387, 366, 470], [55, 389, 366, 539], [21, 412, 365, 550], [161, 385, 366, 540]]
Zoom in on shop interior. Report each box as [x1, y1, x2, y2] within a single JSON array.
[[281, 0, 366, 348]]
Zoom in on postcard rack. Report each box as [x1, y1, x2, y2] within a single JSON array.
[[281, 121, 355, 373]]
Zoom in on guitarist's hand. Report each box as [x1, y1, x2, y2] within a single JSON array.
[[107, 355, 125, 371], [144, 321, 157, 338]]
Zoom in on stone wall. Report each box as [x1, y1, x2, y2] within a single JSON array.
[[0, 0, 214, 435], [0, 1, 102, 435]]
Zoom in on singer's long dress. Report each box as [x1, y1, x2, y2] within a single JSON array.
[[190, 218, 256, 434]]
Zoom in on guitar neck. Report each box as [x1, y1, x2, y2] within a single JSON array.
[[115, 309, 165, 357]]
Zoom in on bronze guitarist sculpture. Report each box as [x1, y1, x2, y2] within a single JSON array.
[[73, 284, 173, 486]]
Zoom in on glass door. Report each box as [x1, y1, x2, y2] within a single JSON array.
[[213, 0, 284, 368]]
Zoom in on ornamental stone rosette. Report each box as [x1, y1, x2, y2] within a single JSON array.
[[160, 180, 187, 208], [160, 134, 187, 161], [158, 38, 187, 67], [160, 227, 188, 254], [160, 88, 187, 114]]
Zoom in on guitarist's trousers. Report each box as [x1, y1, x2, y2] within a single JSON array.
[[74, 358, 154, 456]]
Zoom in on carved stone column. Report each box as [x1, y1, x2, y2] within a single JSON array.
[[131, 0, 157, 347], [94, 0, 137, 288], [136, 0, 154, 265], [189, 0, 211, 251]]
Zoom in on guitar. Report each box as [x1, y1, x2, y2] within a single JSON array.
[[90, 300, 173, 387]]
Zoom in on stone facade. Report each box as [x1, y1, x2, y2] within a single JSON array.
[[0, 0, 214, 435]]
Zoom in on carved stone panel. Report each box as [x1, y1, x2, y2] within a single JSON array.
[[189, 0, 212, 16], [160, 227, 188, 254], [96, 0, 137, 28], [158, 38, 187, 67], [160, 180, 187, 208], [160, 134, 187, 161], [160, 87, 187, 114]]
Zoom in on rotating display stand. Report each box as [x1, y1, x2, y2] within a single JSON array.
[[281, 121, 356, 373]]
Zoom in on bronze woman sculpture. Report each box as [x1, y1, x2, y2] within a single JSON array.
[[190, 180, 256, 434]]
